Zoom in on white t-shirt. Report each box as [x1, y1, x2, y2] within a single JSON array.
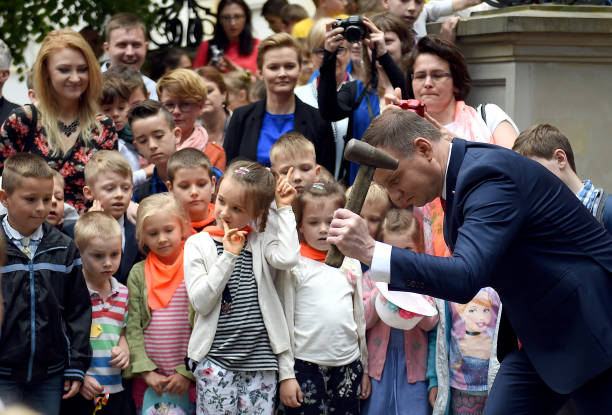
[[414, 0, 455, 40], [291, 257, 361, 366], [476, 103, 520, 135]]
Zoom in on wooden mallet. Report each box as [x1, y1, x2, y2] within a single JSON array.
[[325, 138, 399, 267]]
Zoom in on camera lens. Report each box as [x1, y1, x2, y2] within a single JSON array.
[[344, 25, 365, 43]]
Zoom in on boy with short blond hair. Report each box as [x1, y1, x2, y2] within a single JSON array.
[[78, 150, 139, 285], [270, 132, 321, 194], [129, 100, 179, 203], [166, 148, 217, 234], [291, 0, 348, 38], [61, 211, 130, 415], [0, 153, 91, 414]]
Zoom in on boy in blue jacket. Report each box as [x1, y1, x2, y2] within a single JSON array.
[[0, 153, 91, 414]]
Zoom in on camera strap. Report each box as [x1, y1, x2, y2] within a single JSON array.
[[352, 45, 378, 120]]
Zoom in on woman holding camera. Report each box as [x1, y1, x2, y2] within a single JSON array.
[[318, 16, 407, 184], [193, 0, 260, 74]]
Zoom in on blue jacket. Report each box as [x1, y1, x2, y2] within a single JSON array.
[[387, 139, 612, 394], [0, 219, 91, 382]]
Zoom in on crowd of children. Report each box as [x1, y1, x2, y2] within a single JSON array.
[[1, 1, 606, 414]]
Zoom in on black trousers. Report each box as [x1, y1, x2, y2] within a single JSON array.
[[285, 359, 363, 415], [484, 349, 612, 415]]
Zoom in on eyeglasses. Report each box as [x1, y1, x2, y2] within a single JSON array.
[[220, 14, 246, 23], [411, 71, 453, 83], [162, 101, 197, 112], [312, 46, 348, 59]]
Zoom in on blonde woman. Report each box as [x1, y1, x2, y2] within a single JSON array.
[[0, 29, 117, 213]]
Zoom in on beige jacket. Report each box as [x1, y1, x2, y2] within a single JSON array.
[[183, 206, 300, 381]]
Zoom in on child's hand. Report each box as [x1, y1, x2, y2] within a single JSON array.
[[79, 375, 104, 400], [222, 219, 247, 255], [88, 200, 103, 213], [280, 378, 303, 408], [143, 371, 170, 397], [127, 201, 139, 224], [360, 373, 371, 400], [164, 373, 192, 395], [429, 386, 438, 407], [62, 379, 82, 399], [275, 167, 298, 208], [109, 345, 130, 370]]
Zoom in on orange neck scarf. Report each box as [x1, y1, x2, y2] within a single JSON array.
[[202, 224, 253, 237], [191, 203, 216, 234], [300, 242, 327, 262], [144, 242, 185, 310]]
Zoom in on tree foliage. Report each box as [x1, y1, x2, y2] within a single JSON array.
[[0, 0, 161, 73]]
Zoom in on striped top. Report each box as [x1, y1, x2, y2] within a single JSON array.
[[88, 277, 129, 393], [207, 241, 278, 371], [143, 281, 191, 376]]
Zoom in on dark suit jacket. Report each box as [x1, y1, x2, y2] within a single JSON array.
[[63, 215, 140, 285], [388, 138, 612, 394], [223, 96, 336, 172]]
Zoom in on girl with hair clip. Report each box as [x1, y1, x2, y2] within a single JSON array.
[[125, 193, 196, 413], [277, 181, 371, 414], [361, 208, 438, 415], [193, 0, 260, 74], [0, 29, 117, 214], [317, 17, 407, 184], [183, 160, 300, 413]]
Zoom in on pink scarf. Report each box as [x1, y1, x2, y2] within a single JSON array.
[[448, 101, 493, 144], [177, 124, 209, 152]]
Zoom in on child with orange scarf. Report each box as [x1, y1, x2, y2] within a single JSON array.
[[183, 160, 300, 413], [166, 148, 217, 234], [124, 193, 196, 413], [276, 181, 371, 414]]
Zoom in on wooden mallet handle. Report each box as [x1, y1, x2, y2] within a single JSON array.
[[325, 139, 398, 267]]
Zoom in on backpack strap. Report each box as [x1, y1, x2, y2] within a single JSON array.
[[479, 103, 489, 125]]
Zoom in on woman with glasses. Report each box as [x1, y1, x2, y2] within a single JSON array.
[[224, 33, 335, 172], [193, 0, 260, 75], [157, 68, 226, 171], [294, 18, 352, 179], [406, 36, 517, 148], [318, 17, 407, 184]]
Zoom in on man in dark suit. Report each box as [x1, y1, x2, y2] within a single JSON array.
[[327, 108, 612, 414]]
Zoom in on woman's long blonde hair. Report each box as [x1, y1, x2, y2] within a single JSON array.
[[33, 29, 102, 156]]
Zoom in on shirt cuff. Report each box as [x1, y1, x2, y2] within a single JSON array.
[[369, 241, 392, 283]]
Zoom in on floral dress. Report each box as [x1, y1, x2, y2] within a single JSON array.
[[0, 104, 117, 213]]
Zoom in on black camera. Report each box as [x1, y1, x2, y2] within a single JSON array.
[[332, 16, 368, 44]]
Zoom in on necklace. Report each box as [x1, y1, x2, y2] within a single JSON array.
[[58, 118, 80, 136], [465, 330, 481, 336]]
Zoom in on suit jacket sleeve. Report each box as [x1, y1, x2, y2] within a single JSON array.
[[389, 176, 526, 304], [317, 50, 356, 121]]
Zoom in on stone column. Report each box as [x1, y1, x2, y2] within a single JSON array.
[[428, 5, 612, 188]]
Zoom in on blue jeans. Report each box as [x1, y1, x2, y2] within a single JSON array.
[[0, 374, 63, 415]]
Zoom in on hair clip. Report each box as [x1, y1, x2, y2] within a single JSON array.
[[234, 166, 250, 175], [312, 183, 325, 190]]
